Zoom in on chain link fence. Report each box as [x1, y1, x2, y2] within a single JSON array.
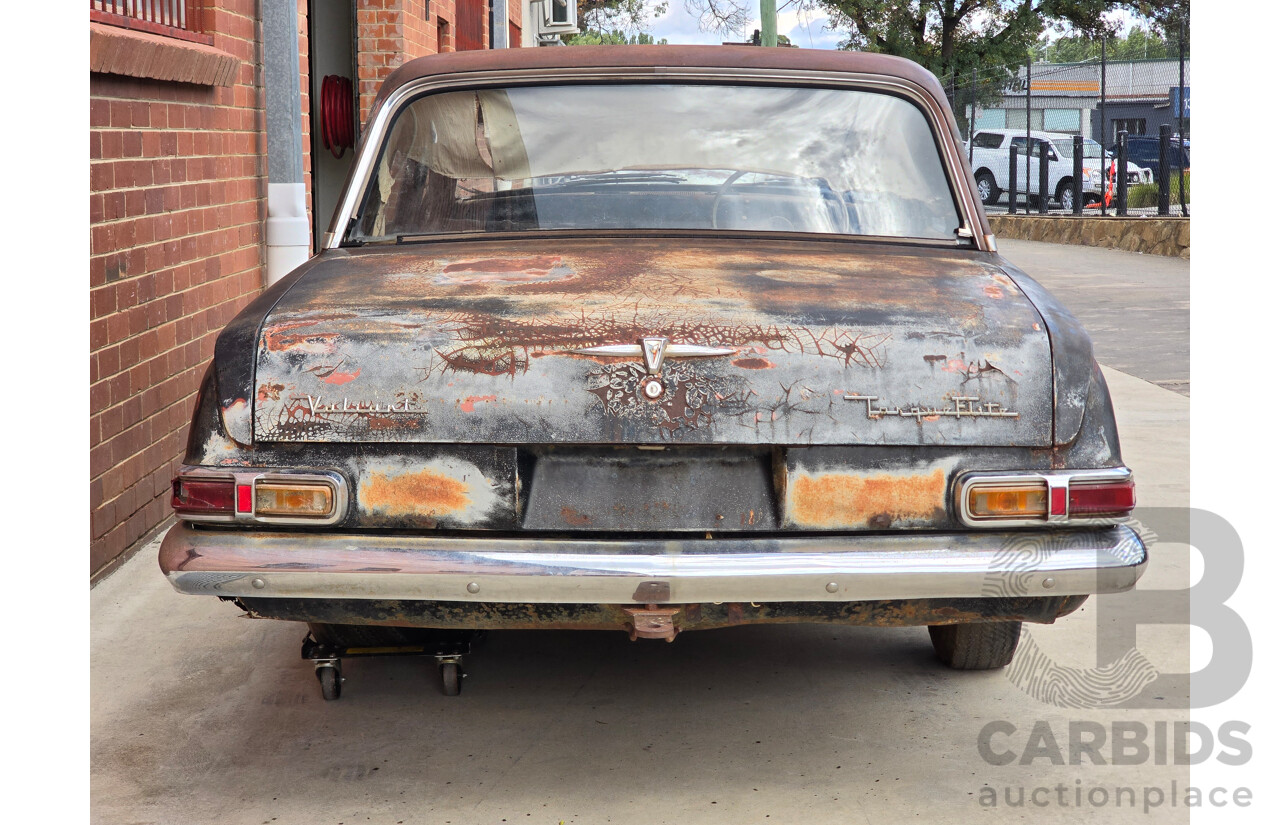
[[941, 51, 1189, 218]]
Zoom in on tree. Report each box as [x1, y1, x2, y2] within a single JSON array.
[[573, 0, 669, 37], [567, 29, 670, 44], [1042, 24, 1186, 63], [675, 0, 1186, 78]]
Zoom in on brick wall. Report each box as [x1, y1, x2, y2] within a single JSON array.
[[89, 1, 285, 577], [357, 1, 435, 124], [355, 0, 499, 125], [90, 1, 513, 577]]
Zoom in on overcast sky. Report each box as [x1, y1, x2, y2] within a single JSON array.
[[649, 4, 844, 49]]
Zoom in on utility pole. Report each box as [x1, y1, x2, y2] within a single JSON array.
[[761, 0, 777, 47], [1099, 35, 1107, 216]]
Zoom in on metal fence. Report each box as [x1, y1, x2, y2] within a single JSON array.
[[942, 47, 1189, 218]]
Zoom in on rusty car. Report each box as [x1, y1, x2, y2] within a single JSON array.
[[160, 46, 1145, 699]]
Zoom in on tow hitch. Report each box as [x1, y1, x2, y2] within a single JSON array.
[[623, 604, 682, 642]]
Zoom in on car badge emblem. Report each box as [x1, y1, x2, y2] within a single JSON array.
[[641, 337, 667, 374], [572, 338, 737, 402]]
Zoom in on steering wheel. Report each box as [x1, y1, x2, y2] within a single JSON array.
[[710, 170, 749, 230]]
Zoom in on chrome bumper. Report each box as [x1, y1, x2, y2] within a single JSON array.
[[160, 522, 1147, 605]]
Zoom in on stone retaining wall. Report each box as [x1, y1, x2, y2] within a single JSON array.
[[988, 215, 1189, 258]]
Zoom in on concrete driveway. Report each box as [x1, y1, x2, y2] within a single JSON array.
[[91, 240, 1191, 825]]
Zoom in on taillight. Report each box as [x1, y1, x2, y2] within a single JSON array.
[[172, 477, 235, 517], [1069, 480, 1136, 517], [958, 469, 1134, 526], [171, 468, 346, 525]]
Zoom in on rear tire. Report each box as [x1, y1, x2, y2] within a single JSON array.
[[1056, 180, 1074, 211], [928, 621, 1022, 670], [975, 171, 1000, 206]]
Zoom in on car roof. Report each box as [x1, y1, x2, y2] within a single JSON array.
[[373, 45, 950, 113]]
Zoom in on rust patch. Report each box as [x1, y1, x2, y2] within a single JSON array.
[[732, 357, 775, 370], [459, 394, 497, 413], [361, 469, 471, 519], [560, 506, 591, 526], [786, 467, 948, 529], [357, 457, 504, 525], [262, 319, 342, 353], [315, 366, 361, 385]]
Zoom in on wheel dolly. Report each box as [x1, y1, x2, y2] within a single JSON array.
[[301, 630, 483, 700]]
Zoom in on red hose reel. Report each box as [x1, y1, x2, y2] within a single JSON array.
[[320, 75, 354, 159]]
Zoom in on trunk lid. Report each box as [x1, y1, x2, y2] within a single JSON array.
[[252, 238, 1051, 446]]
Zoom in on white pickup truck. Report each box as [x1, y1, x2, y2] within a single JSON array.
[[964, 128, 1153, 210]]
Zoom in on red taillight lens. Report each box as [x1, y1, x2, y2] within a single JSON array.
[[1069, 480, 1136, 517], [171, 477, 235, 516]]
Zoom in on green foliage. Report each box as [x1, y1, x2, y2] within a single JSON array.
[[1126, 171, 1190, 208], [566, 29, 669, 45], [820, 0, 1047, 78], [573, 0, 668, 37], [1042, 24, 1186, 63], [816, 0, 1188, 80]]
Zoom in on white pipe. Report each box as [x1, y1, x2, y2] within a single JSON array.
[[266, 182, 310, 286]]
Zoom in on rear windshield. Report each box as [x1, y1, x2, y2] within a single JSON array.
[[348, 84, 962, 243]]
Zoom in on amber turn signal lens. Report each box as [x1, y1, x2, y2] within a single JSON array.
[[967, 483, 1049, 520], [254, 482, 334, 518]]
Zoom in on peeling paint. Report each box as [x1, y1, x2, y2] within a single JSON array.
[[436, 256, 575, 285], [221, 398, 252, 445]]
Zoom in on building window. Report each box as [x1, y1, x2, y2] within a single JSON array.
[[1113, 118, 1147, 139], [89, 0, 212, 46], [1044, 108, 1081, 132], [1005, 108, 1044, 131], [974, 108, 1006, 129]]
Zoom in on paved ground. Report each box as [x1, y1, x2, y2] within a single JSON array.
[[999, 239, 1190, 396], [91, 242, 1191, 825]]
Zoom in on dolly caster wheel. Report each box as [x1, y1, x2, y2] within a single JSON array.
[[316, 663, 342, 701], [439, 661, 463, 696]]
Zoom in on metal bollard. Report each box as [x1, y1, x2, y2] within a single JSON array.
[[1116, 130, 1128, 216], [1158, 123, 1171, 216], [1072, 135, 1084, 215], [1038, 143, 1050, 214], [1008, 144, 1018, 215]]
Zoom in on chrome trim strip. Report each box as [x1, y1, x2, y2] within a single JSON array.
[[174, 466, 350, 527], [326, 67, 989, 252], [571, 344, 738, 357], [161, 523, 1146, 604], [956, 467, 1134, 529]]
